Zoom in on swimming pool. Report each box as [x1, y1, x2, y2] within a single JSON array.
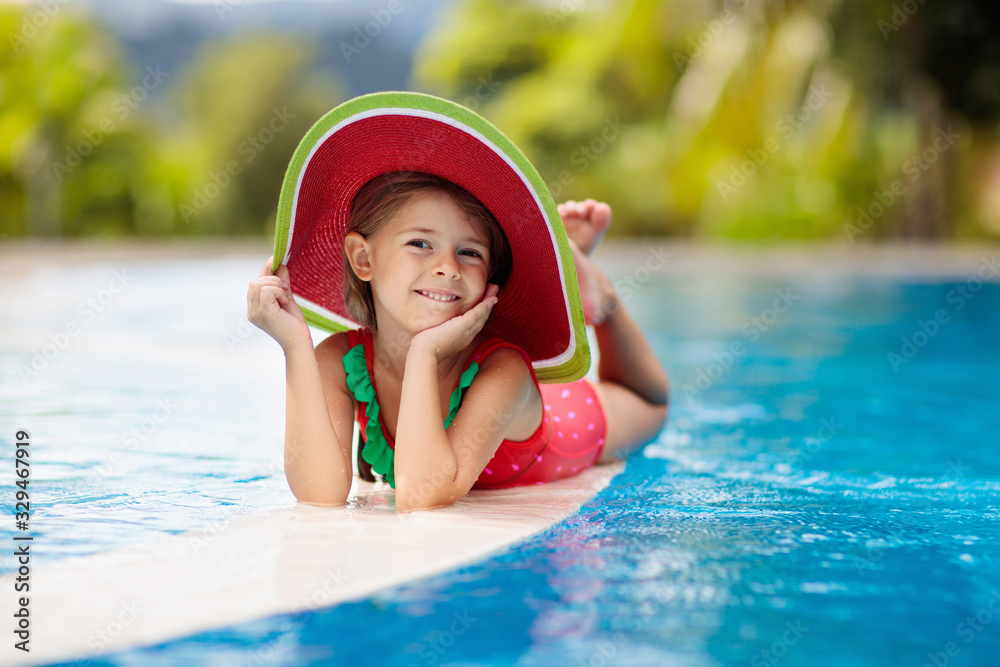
[[3, 243, 999, 666]]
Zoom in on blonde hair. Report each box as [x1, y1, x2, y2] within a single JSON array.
[[343, 171, 512, 331]]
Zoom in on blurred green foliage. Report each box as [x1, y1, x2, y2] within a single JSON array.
[[416, 0, 1000, 240], [2, 7, 135, 236], [2, 0, 999, 240], [1, 5, 342, 238]]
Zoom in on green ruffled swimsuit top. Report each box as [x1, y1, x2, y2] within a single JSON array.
[[341, 329, 480, 488]]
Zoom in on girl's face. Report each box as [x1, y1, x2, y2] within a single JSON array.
[[354, 190, 492, 333]]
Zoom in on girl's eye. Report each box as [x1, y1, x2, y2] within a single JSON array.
[[460, 249, 484, 259], [407, 240, 430, 249]]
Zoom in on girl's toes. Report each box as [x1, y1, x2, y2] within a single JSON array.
[[557, 199, 612, 256], [591, 202, 612, 235]]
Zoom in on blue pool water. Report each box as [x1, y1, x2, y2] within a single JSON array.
[[4, 249, 999, 666]]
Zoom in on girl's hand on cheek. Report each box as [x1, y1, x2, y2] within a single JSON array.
[[411, 284, 499, 362]]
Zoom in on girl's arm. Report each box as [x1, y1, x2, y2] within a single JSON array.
[[248, 259, 354, 505], [392, 283, 525, 512], [394, 345, 534, 512], [282, 333, 356, 505]]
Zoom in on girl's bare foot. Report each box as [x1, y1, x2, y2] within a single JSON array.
[[570, 240, 618, 326], [557, 199, 611, 256]]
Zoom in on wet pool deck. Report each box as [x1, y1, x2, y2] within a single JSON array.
[[1, 463, 622, 666]]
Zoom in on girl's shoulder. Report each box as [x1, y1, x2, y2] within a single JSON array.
[[469, 333, 529, 361], [315, 331, 358, 381], [469, 335, 537, 385], [316, 329, 356, 356]]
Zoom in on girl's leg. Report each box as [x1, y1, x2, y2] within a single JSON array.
[[558, 200, 669, 463], [573, 244, 669, 462]]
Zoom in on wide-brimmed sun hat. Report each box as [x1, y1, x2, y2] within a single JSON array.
[[272, 91, 589, 383]]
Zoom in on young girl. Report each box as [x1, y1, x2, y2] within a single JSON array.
[[246, 93, 668, 512]]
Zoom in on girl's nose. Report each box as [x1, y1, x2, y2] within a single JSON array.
[[433, 253, 460, 279]]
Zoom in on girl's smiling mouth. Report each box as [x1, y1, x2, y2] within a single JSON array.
[[415, 289, 461, 302]]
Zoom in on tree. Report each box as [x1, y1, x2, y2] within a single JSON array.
[[157, 34, 343, 234], [1, 6, 153, 237]]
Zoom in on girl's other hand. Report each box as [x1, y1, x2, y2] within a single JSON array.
[[247, 257, 312, 351], [411, 283, 499, 362]]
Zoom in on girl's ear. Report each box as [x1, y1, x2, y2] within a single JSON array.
[[344, 232, 373, 281]]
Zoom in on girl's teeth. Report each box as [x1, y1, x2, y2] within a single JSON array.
[[421, 291, 456, 302]]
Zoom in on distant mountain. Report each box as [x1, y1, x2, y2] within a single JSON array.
[[73, 0, 455, 96]]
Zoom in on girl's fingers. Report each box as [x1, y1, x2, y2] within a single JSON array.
[[254, 284, 277, 313], [271, 287, 292, 309], [451, 298, 490, 335], [469, 289, 497, 321], [259, 276, 291, 291], [476, 287, 498, 321], [259, 258, 292, 290], [249, 276, 286, 300], [249, 277, 292, 320], [247, 282, 260, 316], [470, 294, 496, 327], [418, 283, 501, 352]]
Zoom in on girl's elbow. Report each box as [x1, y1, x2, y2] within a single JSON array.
[[288, 476, 351, 507], [395, 461, 462, 512], [656, 367, 670, 407], [653, 401, 668, 432], [395, 479, 461, 513], [285, 466, 352, 506], [648, 369, 670, 410], [294, 489, 350, 507], [397, 496, 454, 513]]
